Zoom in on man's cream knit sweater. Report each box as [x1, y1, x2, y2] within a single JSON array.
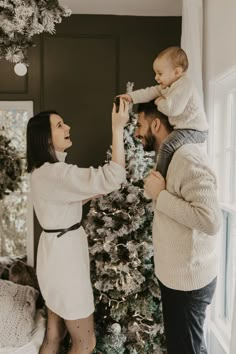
[[152, 143, 221, 291]]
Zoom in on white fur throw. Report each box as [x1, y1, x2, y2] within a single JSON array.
[[0, 279, 39, 347]]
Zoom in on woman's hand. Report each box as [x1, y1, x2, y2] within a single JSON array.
[[112, 98, 129, 131], [111, 98, 129, 168]]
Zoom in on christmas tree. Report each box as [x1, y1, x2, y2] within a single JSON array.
[[85, 83, 166, 354]]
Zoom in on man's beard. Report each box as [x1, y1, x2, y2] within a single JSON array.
[[143, 128, 157, 152]]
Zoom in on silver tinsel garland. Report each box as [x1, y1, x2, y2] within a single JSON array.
[[0, 0, 71, 63]]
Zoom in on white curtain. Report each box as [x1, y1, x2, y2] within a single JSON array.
[[181, 0, 203, 100]]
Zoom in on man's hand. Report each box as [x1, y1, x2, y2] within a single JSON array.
[[144, 170, 165, 200]]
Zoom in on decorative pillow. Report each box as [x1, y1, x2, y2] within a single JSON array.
[[0, 258, 44, 309], [0, 279, 39, 347]]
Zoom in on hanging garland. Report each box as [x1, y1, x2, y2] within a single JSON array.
[[0, 0, 71, 64]]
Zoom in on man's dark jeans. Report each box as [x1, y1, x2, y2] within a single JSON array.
[[158, 277, 217, 354]]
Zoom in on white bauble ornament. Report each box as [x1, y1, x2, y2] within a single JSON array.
[[110, 323, 121, 335], [14, 63, 27, 76]]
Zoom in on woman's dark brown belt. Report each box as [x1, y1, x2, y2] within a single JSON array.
[[43, 221, 82, 238]]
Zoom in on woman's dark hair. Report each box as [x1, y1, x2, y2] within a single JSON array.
[[137, 100, 173, 133], [26, 110, 59, 173]]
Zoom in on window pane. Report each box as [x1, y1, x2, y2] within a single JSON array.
[[225, 212, 236, 322], [210, 71, 236, 205], [0, 193, 27, 256], [232, 92, 236, 205], [0, 102, 33, 257], [208, 69, 236, 352]]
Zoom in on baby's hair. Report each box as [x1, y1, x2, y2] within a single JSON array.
[[157, 46, 189, 72]]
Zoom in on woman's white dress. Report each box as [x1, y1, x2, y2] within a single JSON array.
[[30, 152, 126, 320]]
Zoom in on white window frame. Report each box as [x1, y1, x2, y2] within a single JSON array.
[[0, 101, 34, 266], [207, 67, 236, 354]]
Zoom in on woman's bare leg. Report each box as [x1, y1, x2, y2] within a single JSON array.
[[65, 313, 96, 354], [39, 307, 67, 354]]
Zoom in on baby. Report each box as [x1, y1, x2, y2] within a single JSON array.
[[120, 46, 208, 178]]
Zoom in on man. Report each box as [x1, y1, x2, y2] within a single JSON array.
[[135, 101, 221, 354]]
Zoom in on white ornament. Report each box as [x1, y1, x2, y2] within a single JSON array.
[[110, 323, 121, 335], [14, 63, 27, 76], [103, 242, 111, 252], [126, 193, 136, 203]]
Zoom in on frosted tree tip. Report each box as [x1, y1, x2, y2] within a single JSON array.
[[126, 82, 134, 93]]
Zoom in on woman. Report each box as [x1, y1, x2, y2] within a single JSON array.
[[26, 99, 128, 354]]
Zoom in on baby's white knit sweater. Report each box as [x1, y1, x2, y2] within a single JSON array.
[[130, 75, 208, 131], [152, 143, 221, 291]]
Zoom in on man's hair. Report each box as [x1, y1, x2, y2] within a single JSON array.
[[26, 110, 59, 173], [137, 100, 173, 132], [157, 46, 189, 72]]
